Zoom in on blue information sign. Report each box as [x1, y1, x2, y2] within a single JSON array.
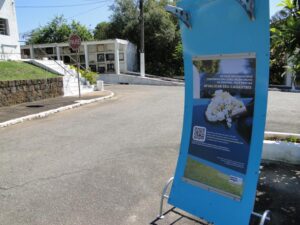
[[168, 1, 270, 224]]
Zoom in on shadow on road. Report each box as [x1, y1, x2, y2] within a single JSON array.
[[251, 163, 300, 225], [150, 207, 208, 225], [150, 163, 299, 225]]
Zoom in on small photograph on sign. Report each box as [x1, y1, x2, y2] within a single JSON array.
[[193, 57, 255, 99], [184, 157, 244, 200]]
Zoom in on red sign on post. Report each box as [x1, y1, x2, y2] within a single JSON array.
[[69, 34, 81, 51]]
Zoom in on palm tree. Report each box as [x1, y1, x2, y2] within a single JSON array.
[[270, 0, 300, 89]]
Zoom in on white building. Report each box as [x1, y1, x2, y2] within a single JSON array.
[[21, 39, 138, 74], [0, 0, 20, 60]]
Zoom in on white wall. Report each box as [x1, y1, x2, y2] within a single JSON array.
[[0, 0, 20, 60], [126, 42, 138, 72]]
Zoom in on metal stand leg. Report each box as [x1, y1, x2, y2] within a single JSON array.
[[156, 177, 271, 225], [252, 210, 271, 225], [158, 177, 174, 219], [259, 210, 271, 225]]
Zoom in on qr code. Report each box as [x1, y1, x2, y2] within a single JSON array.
[[192, 126, 206, 142]]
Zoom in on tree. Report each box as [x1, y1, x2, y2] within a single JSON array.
[[143, 0, 179, 76], [94, 22, 111, 40], [270, 0, 300, 87], [27, 15, 93, 44], [94, 0, 183, 77]]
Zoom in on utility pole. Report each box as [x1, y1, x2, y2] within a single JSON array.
[[139, 0, 145, 77]]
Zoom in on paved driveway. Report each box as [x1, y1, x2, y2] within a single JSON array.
[[0, 85, 184, 225], [0, 85, 299, 225], [267, 91, 300, 133]]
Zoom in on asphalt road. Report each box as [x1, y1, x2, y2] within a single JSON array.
[[0, 85, 299, 225], [266, 91, 300, 133], [0, 85, 184, 225]]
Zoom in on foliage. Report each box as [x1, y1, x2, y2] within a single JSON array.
[[265, 135, 300, 143], [27, 15, 94, 44], [94, 22, 112, 40], [70, 65, 98, 85], [194, 60, 220, 75], [172, 42, 184, 76], [270, 0, 300, 86], [94, 0, 183, 77], [0, 61, 58, 81], [81, 70, 98, 85]]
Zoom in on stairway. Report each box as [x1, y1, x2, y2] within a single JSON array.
[[26, 59, 94, 96]]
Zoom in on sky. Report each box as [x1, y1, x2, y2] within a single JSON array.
[[16, 0, 283, 41], [16, 0, 112, 40]]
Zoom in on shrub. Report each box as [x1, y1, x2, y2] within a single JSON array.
[[70, 66, 98, 85], [81, 69, 98, 85]]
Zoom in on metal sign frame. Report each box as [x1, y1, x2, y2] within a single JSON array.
[[159, 1, 270, 225], [236, 0, 255, 20]]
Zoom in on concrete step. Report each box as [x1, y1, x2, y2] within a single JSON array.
[[27, 59, 94, 96]]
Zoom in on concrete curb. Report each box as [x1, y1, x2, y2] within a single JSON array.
[[263, 131, 300, 165], [263, 140, 300, 165], [0, 91, 114, 128]]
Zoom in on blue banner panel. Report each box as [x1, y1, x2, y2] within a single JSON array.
[[168, 1, 270, 225]]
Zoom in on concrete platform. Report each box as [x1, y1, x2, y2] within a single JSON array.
[[99, 74, 184, 86]]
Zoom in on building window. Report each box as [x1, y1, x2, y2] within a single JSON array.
[[107, 63, 115, 72], [89, 65, 97, 72], [119, 53, 124, 61], [98, 66, 106, 73], [97, 54, 105, 62], [22, 49, 30, 57], [45, 47, 54, 54], [63, 56, 71, 64], [106, 53, 115, 61], [80, 55, 85, 63], [0, 18, 9, 35]]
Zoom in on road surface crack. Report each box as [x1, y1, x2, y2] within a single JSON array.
[[0, 168, 92, 191]]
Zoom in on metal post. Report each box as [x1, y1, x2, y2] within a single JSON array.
[[259, 210, 271, 225], [252, 210, 271, 225], [139, 0, 145, 77], [76, 51, 81, 98], [158, 177, 174, 219]]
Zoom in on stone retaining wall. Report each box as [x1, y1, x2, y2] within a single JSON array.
[[0, 77, 64, 107]]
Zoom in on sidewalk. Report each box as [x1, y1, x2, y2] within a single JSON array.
[[152, 163, 299, 225], [0, 90, 113, 125], [251, 163, 300, 225]]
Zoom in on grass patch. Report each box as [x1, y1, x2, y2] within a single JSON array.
[[265, 136, 300, 143], [184, 157, 243, 197], [0, 61, 59, 81]]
